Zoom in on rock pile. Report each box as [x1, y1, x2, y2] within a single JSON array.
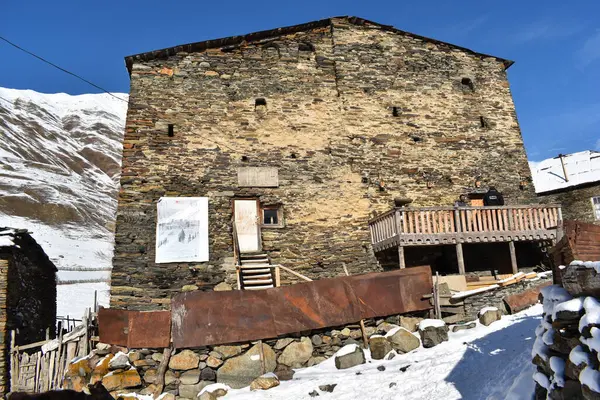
[[532, 261, 600, 399]]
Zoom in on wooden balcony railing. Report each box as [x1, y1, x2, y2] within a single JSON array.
[[369, 205, 562, 251]]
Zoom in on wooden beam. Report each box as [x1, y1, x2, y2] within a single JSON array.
[[456, 243, 465, 275], [509, 241, 518, 274], [398, 246, 406, 269]]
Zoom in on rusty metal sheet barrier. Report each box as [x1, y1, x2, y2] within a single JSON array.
[[128, 310, 171, 348], [99, 308, 172, 348], [503, 282, 551, 314], [98, 307, 129, 346], [171, 265, 432, 348]]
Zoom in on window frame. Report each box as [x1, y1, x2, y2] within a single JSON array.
[[261, 205, 285, 228], [591, 196, 600, 220]]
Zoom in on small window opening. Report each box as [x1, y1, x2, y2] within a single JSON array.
[[262, 206, 283, 227], [241, 155, 249, 162], [480, 116, 489, 129], [255, 98, 267, 108], [461, 77, 474, 92], [290, 153, 297, 159], [361, 176, 369, 184], [392, 107, 400, 117], [167, 124, 174, 137], [411, 135, 422, 143], [592, 197, 600, 220], [298, 42, 315, 52]]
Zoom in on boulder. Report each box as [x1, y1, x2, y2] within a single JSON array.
[[278, 337, 313, 368], [217, 342, 276, 389], [377, 322, 400, 334], [182, 284, 198, 292], [133, 359, 156, 367], [143, 368, 158, 384], [200, 367, 217, 381], [478, 307, 502, 326], [169, 349, 200, 371], [180, 369, 201, 385], [250, 373, 280, 391], [334, 345, 366, 370], [152, 353, 164, 362], [311, 335, 323, 346], [399, 316, 423, 332], [102, 368, 142, 391], [386, 328, 420, 353], [156, 394, 175, 400], [213, 345, 242, 360], [206, 356, 223, 368], [274, 364, 295, 381], [108, 352, 130, 370], [340, 328, 351, 338], [418, 320, 449, 348], [66, 357, 92, 377], [199, 383, 229, 400], [179, 381, 212, 398], [452, 322, 476, 332], [214, 282, 233, 291], [128, 352, 143, 362], [165, 369, 177, 386], [274, 338, 295, 350], [369, 336, 393, 360], [319, 384, 337, 393]]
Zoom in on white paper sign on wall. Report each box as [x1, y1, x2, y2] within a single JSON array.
[[155, 197, 209, 263]]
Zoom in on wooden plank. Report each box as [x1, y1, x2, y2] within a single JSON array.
[[425, 211, 430, 234], [398, 246, 405, 269], [460, 211, 467, 233], [402, 211, 407, 234], [414, 211, 420, 234]]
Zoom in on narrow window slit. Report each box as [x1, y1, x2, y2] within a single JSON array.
[[167, 124, 174, 137]]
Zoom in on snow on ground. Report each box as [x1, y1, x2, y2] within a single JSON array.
[[227, 305, 543, 400], [57, 282, 110, 318]]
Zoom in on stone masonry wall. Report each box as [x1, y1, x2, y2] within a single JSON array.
[[0, 257, 8, 398], [539, 183, 600, 225], [112, 17, 536, 310]]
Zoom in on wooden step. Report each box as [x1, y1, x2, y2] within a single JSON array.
[[241, 259, 270, 265], [243, 278, 274, 285], [242, 273, 272, 280], [240, 253, 268, 259], [244, 285, 274, 290]]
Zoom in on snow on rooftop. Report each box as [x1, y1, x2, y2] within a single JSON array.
[[530, 150, 600, 194]]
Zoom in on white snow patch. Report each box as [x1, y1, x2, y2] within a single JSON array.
[[418, 319, 446, 329], [542, 328, 555, 346], [335, 343, 359, 357], [249, 355, 260, 361], [579, 297, 600, 333], [259, 372, 278, 379], [384, 326, 409, 338], [226, 304, 544, 400], [478, 306, 499, 316], [581, 327, 600, 354], [552, 297, 585, 319], [198, 383, 230, 396], [549, 356, 566, 387], [580, 366, 600, 393], [540, 285, 572, 316], [582, 261, 600, 274], [533, 371, 550, 390], [569, 345, 590, 366]]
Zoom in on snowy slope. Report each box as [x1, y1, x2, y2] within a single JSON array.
[[0, 87, 127, 318], [227, 305, 543, 400]]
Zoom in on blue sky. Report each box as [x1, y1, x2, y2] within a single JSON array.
[[2, 0, 598, 161]]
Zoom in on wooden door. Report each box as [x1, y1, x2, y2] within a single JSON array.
[[234, 199, 260, 253]]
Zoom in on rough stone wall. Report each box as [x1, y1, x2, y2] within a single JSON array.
[[532, 263, 600, 399], [0, 257, 8, 398], [6, 245, 56, 346], [112, 17, 536, 310], [462, 275, 552, 321], [538, 183, 600, 225]]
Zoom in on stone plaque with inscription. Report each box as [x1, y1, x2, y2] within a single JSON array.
[[237, 167, 279, 187]]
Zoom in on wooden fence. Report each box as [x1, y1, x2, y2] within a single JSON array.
[[9, 309, 96, 393]]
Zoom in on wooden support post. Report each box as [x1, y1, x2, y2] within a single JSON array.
[[456, 243, 465, 275], [509, 241, 518, 274], [398, 246, 406, 269], [153, 347, 172, 397], [434, 272, 442, 319]]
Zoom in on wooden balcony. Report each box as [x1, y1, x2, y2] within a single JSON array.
[[369, 205, 563, 252]]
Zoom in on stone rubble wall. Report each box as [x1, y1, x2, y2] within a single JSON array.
[[63, 312, 427, 398], [532, 262, 600, 399], [0, 258, 8, 398], [112, 16, 536, 310], [462, 275, 552, 322]]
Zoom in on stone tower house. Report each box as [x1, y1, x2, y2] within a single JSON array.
[[111, 16, 535, 310]]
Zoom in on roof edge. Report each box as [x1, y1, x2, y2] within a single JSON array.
[[124, 16, 513, 74]]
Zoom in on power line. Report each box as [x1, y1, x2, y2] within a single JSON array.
[[0, 35, 128, 103]]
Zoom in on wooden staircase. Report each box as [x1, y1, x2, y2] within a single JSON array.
[[238, 253, 276, 290]]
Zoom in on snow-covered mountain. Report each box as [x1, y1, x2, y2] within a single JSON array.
[[0, 87, 127, 318]]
